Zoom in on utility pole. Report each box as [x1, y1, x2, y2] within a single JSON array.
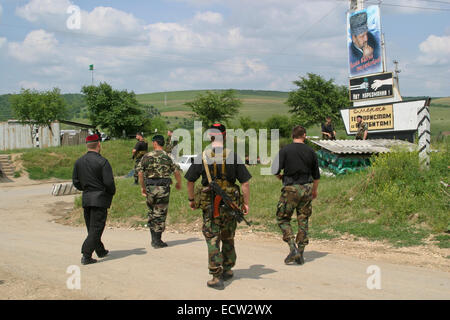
[[393, 60, 401, 92]]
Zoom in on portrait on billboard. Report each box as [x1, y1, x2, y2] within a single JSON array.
[[348, 5, 383, 77]]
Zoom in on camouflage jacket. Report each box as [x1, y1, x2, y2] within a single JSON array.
[[356, 121, 368, 139], [136, 150, 180, 179], [164, 136, 178, 154]]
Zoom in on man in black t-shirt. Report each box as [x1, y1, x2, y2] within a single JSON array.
[[185, 123, 251, 290], [272, 125, 320, 265], [132, 132, 148, 184], [321, 117, 336, 140]]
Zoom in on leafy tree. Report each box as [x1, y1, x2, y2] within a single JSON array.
[[81, 82, 148, 137], [286, 73, 349, 128], [185, 90, 242, 127], [10, 88, 67, 140], [238, 116, 263, 131], [264, 115, 293, 138]]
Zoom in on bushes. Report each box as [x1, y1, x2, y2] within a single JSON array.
[[362, 148, 450, 231]]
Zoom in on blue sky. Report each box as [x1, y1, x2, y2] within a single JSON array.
[[0, 0, 449, 96]]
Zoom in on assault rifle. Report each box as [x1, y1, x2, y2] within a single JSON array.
[[209, 180, 251, 226]]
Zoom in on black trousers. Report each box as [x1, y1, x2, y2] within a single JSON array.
[[82, 207, 108, 257]]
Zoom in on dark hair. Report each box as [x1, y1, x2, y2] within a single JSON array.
[[326, 116, 332, 120], [357, 115, 363, 119], [292, 125, 306, 139], [152, 135, 165, 146]]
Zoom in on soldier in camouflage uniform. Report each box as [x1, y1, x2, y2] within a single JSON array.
[[185, 123, 251, 290], [137, 135, 182, 248], [272, 125, 320, 265], [355, 115, 368, 140], [132, 132, 148, 184], [164, 131, 178, 155]]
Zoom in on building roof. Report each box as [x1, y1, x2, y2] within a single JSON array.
[[311, 139, 418, 155]]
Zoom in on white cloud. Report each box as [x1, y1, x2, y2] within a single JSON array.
[[16, 0, 71, 23], [418, 35, 450, 65], [194, 11, 223, 25], [0, 37, 6, 49], [8, 30, 59, 63]]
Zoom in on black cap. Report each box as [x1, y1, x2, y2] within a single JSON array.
[[152, 134, 165, 146]]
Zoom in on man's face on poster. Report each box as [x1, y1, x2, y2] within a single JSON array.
[[352, 32, 368, 50]]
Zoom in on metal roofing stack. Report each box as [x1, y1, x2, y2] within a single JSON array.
[[311, 139, 418, 155]]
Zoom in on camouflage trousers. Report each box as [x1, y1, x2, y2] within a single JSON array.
[[202, 208, 237, 277], [145, 185, 171, 232], [134, 158, 142, 181], [276, 183, 313, 250]]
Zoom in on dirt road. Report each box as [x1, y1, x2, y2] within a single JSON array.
[[0, 181, 449, 300]]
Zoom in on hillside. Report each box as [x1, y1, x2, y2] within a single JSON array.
[[1, 91, 448, 136], [136, 89, 290, 122]]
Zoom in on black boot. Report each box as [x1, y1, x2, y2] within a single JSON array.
[[295, 247, 305, 265], [150, 229, 157, 248], [156, 232, 168, 248], [81, 256, 97, 265], [284, 242, 301, 265]]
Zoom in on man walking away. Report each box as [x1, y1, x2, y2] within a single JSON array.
[[272, 126, 320, 265], [72, 134, 116, 265], [132, 132, 148, 184], [137, 135, 182, 248]]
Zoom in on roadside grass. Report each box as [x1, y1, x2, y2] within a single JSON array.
[[69, 146, 449, 248], [20, 139, 137, 180]]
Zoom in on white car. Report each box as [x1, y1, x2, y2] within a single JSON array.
[[176, 155, 199, 172]]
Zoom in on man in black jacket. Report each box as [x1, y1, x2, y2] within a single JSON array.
[[72, 134, 116, 265]]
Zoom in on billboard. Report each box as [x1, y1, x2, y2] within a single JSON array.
[[349, 72, 393, 101], [349, 105, 394, 132], [348, 5, 383, 77]]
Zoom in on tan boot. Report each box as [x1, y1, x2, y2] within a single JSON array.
[[207, 276, 224, 290], [222, 270, 234, 281]]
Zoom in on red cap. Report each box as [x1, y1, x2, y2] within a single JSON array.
[[86, 134, 100, 143], [209, 123, 226, 136]]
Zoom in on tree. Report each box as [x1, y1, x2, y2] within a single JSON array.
[[286, 73, 349, 128], [185, 90, 242, 127], [81, 82, 148, 137], [10, 88, 67, 141], [264, 115, 293, 138]]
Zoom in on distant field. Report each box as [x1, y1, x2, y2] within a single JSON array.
[[136, 90, 290, 122], [137, 91, 449, 137]]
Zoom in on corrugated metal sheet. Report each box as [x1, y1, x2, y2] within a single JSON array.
[[311, 139, 417, 155], [0, 121, 60, 151]]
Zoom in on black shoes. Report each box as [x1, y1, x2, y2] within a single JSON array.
[[150, 230, 168, 249], [81, 256, 97, 265], [97, 250, 109, 258], [295, 248, 305, 265], [284, 246, 302, 265], [207, 276, 224, 290], [222, 270, 234, 281]]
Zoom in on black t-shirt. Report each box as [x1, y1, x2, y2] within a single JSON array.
[[321, 122, 334, 134], [272, 142, 320, 185], [184, 148, 252, 186], [134, 140, 148, 152]]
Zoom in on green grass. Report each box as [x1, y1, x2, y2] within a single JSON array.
[[20, 139, 137, 180], [69, 146, 449, 248]]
